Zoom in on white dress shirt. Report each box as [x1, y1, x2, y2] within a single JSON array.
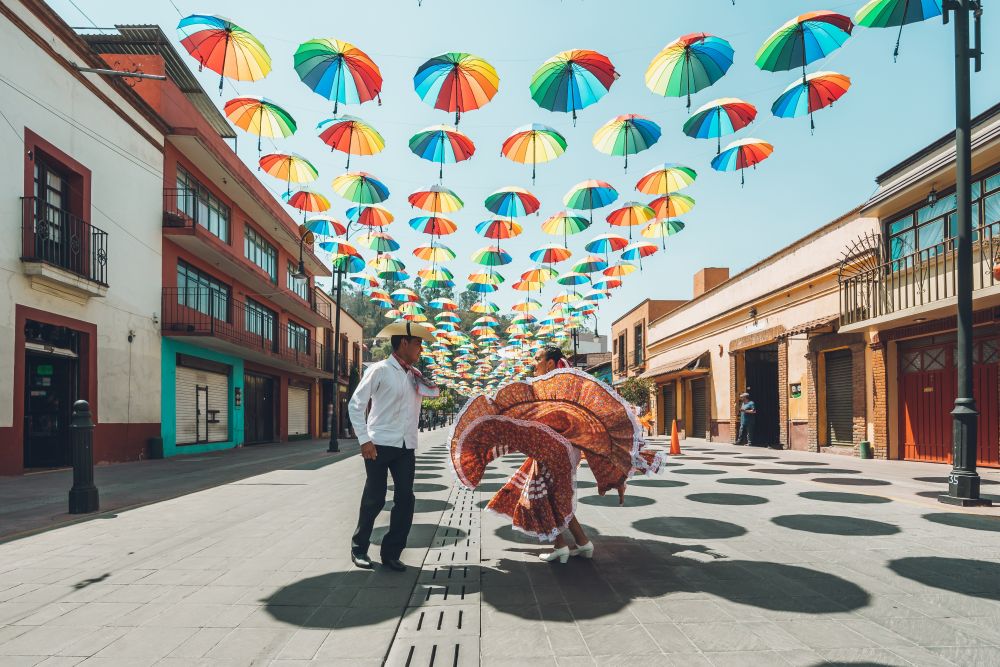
[[348, 355, 425, 450]]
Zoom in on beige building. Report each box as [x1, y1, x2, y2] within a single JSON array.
[[610, 298, 687, 386]]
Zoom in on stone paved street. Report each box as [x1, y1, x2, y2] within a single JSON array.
[[2, 429, 1000, 666]]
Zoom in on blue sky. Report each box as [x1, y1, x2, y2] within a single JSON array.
[[52, 0, 999, 332]]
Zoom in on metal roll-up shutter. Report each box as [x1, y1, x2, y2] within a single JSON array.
[[662, 383, 676, 434], [288, 386, 309, 437], [176, 366, 229, 444], [825, 349, 854, 446], [691, 378, 708, 439]]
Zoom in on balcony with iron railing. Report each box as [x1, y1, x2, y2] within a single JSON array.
[[20, 197, 109, 296], [163, 188, 331, 326], [161, 287, 327, 376], [840, 220, 1000, 329]]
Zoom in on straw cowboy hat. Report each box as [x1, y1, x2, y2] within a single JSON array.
[[376, 320, 436, 343]]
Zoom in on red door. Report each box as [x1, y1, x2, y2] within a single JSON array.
[[899, 338, 999, 467]]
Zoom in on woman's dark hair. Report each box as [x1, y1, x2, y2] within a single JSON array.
[[542, 346, 564, 363]]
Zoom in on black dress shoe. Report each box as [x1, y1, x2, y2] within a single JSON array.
[[381, 558, 406, 572], [351, 552, 374, 569]]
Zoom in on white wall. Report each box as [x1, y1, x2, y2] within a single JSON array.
[[0, 3, 164, 429]]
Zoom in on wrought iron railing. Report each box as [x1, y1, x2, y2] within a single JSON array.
[[162, 288, 325, 371], [840, 221, 1000, 326], [21, 197, 108, 285]]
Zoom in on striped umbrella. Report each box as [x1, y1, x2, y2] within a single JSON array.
[[636, 163, 698, 195], [649, 193, 695, 219], [756, 11, 853, 82], [682, 98, 757, 154], [355, 231, 399, 253], [409, 124, 476, 179], [408, 185, 464, 213], [484, 187, 540, 218], [332, 171, 389, 204], [304, 215, 346, 237], [642, 219, 686, 249], [177, 15, 271, 93], [855, 0, 942, 60], [541, 211, 591, 249], [347, 204, 394, 227], [563, 180, 618, 224], [223, 97, 296, 153], [414, 52, 499, 124], [592, 114, 662, 171], [530, 49, 618, 123], [316, 116, 384, 169], [771, 71, 852, 132], [258, 153, 317, 195], [606, 202, 655, 239], [501, 124, 567, 183], [645, 33, 734, 110], [293, 39, 382, 114], [711, 138, 775, 186]]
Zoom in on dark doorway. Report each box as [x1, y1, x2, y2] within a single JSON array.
[[744, 344, 780, 446], [244, 372, 276, 444], [661, 382, 676, 436], [24, 353, 76, 468], [825, 349, 854, 446], [690, 378, 708, 439]]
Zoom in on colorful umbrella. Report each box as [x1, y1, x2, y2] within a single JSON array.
[[572, 254, 609, 274], [585, 233, 629, 257], [771, 71, 852, 132], [413, 52, 499, 124], [285, 188, 330, 214], [563, 180, 619, 223], [356, 231, 399, 253], [636, 163, 698, 195], [541, 211, 591, 249], [530, 49, 618, 123], [512, 298, 543, 312], [469, 271, 505, 286], [330, 253, 365, 274], [649, 193, 695, 219], [390, 287, 420, 303], [223, 97, 296, 153], [682, 98, 758, 154], [711, 138, 775, 185], [408, 185, 464, 213], [409, 125, 476, 179], [409, 215, 458, 236], [317, 239, 360, 256], [592, 115, 662, 171], [501, 124, 567, 183], [645, 33, 734, 110], [304, 215, 346, 237], [475, 220, 523, 254], [293, 39, 382, 114], [642, 219, 686, 249], [855, 0, 942, 60], [351, 273, 381, 288], [413, 243, 456, 262], [332, 171, 389, 204], [604, 262, 637, 278], [177, 15, 271, 93], [471, 246, 512, 267], [556, 271, 591, 286], [316, 116, 384, 169], [606, 202, 655, 238], [471, 301, 500, 313], [529, 244, 573, 265], [756, 11, 854, 81], [592, 278, 623, 290], [258, 153, 317, 195], [430, 297, 459, 311], [622, 241, 659, 262], [347, 204, 395, 227], [485, 187, 540, 218]]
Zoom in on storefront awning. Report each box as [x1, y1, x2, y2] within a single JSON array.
[[640, 351, 710, 380], [780, 315, 839, 339]]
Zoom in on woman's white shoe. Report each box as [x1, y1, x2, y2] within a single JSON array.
[[570, 542, 594, 559], [539, 546, 570, 563]]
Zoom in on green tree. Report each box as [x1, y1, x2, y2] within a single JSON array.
[[618, 376, 655, 410]]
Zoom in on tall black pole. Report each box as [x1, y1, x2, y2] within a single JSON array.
[[328, 265, 344, 453], [940, 0, 989, 507]]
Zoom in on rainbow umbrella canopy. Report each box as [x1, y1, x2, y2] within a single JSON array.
[[409, 125, 476, 179], [530, 49, 619, 123], [304, 214, 346, 237], [606, 202, 655, 239], [636, 163, 698, 195], [413, 52, 499, 124], [542, 211, 591, 249], [592, 115, 662, 171], [475, 219, 523, 253], [408, 185, 464, 213], [224, 97, 296, 153], [501, 124, 567, 183], [649, 193, 695, 219], [293, 39, 382, 114], [564, 180, 619, 223], [484, 187, 540, 218], [645, 33, 734, 109], [756, 11, 854, 81], [285, 188, 330, 215], [177, 14, 271, 93], [682, 98, 757, 154], [855, 0, 942, 60], [332, 171, 390, 204], [771, 71, 851, 132], [471, 245, 512, 267], [316, 116, 384, 169], [348, 204, 394, 227], [258, 153, 317, 195], [711, 138, 775, 186]]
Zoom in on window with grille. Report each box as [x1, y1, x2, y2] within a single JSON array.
[[244, 225, 277, 282], [634, 323, 644, 364], [288, 321, 310, 352], [176, 260, 230, 321], [176, 166, 231, 243], [287, 261, 309, 300]]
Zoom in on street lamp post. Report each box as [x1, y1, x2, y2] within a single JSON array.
[[328, 263, 344, 453], [940, 0, 989, 507]]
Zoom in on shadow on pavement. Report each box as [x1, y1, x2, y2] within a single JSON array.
[[686, 493, 768, 506], [633, 516, 747, 539], [670, 468, 728, 475], [717, 477, 785, 486], [771, 514, 900, 536], [579, 493, 655, 507], [813, 477, 891, 486], [628, 478, 687, 488], [922, 512, 1000, 532], [889, 557, 1000, 600], [914, 476, 1000, 485], [371, 523, 467, 547], [799, 491, 892, 504]]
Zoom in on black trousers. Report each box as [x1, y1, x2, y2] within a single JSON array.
[[737, 419, 755, 446], [351, 445, 416, 560]]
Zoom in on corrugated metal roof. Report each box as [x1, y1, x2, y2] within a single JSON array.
[[780, 315, 839, 339], [79, 25, 236, 139]]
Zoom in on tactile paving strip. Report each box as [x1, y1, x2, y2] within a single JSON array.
[[385, 481, 482, 667]]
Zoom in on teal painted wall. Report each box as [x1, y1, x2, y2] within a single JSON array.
[[161, 338, 244, 457]]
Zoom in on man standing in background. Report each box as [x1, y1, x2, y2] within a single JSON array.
[[737, 391, 756, 446]]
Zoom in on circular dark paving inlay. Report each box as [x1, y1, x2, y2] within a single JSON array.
[[915, 476, 1000, 485], [749, 468, 809, 475], [411, 483, 449, 493], [718, 477, 785, 486], [677, 456, 714, 461], [482, 473, 508, 480], [923, 513, 1000, 532], [629, 478, 688, 488], [580, 494, 655, 507], [799, 491, 892, 504], [633, 516, 747, 539], [712, 462, 754, 467], [687, 493, 768, 506], [772, 514, 899, 536], [776, 461, 828, 466], [414, 473, 443, 480], [813, 477, 891, 486], [735, 455, 780, 460], [671, 468, 727, 475]]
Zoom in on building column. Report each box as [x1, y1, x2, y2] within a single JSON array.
[[728, 352, 738, 443], [778, 339, 789, 449], [806, 350, 819, 452], [850, 343, 867, 457], [871, 338, 888, 459]]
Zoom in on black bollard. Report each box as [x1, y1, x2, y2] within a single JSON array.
[[68, 400, 99, 514]]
